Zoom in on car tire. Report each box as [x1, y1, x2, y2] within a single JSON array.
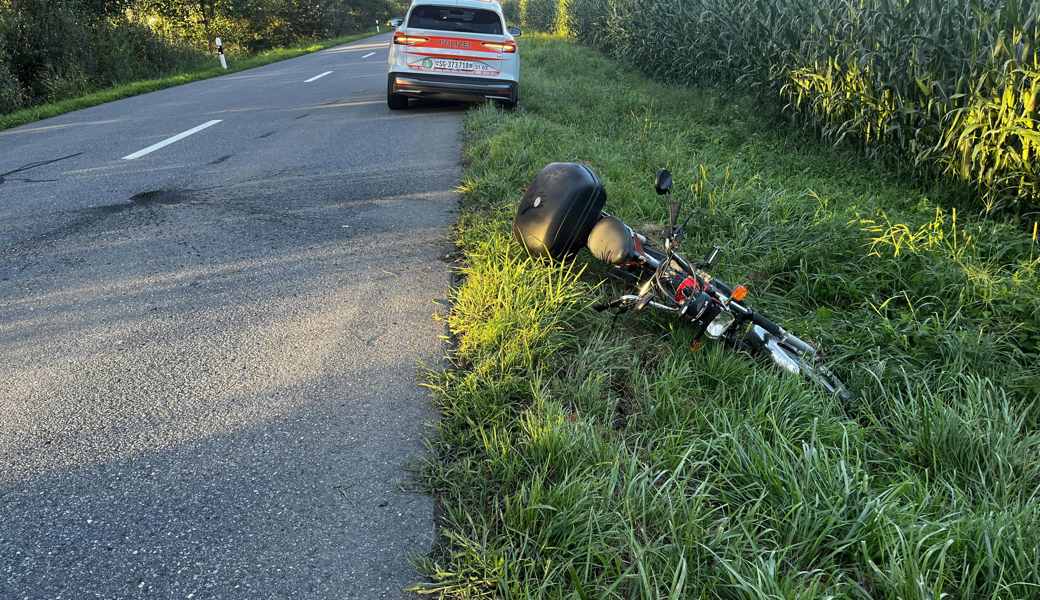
[[498, 86, 520, 111], [387, 76, 408, 110], [387, 92, 408, 110]]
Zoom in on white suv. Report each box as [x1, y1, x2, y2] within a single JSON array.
[[387, 0, 521, 110]]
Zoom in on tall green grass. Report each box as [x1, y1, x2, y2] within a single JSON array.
[[558, 0, 1040, 212], [417, 36, 1040, 598]]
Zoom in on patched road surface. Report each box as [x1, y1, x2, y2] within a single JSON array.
[[0, 33, 457, 599]]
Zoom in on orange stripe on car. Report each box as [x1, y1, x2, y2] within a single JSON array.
[[408, 51, 504, 61]]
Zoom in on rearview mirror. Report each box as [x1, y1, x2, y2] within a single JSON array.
[[702, 246, 721, 268], [508, 26, 522, 37], [390, 17, 403, 27], [654, 169, 673, 195]]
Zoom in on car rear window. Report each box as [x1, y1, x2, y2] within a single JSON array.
[[408, 6, 503, 35]]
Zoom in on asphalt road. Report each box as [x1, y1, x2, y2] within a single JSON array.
[[0, 33, 460, 599]]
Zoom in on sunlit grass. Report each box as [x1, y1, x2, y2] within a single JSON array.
[[857, 208, 974, 260], [418, 35, 1040, 599]]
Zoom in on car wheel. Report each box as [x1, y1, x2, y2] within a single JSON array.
[[498, 87, 520, 111], [388, 93, 408, 110], [387, 76, 408, 110]]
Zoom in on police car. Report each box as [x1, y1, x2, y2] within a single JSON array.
[[387, 0, 521, 109]]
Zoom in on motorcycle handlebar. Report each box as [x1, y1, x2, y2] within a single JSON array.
[[601, 211, 820, 357], [724, 297, 782, 336], [721, 291, 807, 351], [682, 263, 790, 344], [749, 309, 815, 355], [751, 311, 784, 338]]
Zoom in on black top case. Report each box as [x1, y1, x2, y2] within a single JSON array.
[[513, 162, 606, 260]]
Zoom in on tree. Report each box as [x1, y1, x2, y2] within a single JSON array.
[[137, 0, 230, 50]]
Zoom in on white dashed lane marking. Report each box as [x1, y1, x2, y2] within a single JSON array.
[[122, 120, 222, 160], [305, 71, 334, 83]]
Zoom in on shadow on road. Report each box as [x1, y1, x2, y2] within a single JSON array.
[[0, 148, 456, 598], [0, 382, 434, 598]]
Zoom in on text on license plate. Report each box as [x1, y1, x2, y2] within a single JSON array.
[[430, 58, 491, 72]]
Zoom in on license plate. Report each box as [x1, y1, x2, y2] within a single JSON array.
[[434, 58, 478, 71], [419, 57, 495, 74]]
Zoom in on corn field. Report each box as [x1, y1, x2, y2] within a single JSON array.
[[539, 0, 1040, 212], [519, 0, 559, 33]]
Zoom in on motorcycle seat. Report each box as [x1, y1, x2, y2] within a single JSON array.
[[587, 216, 638, 265]]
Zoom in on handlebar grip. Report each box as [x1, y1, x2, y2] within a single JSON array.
[[751, 311, 816, 355], [751, 311, 784, 338]]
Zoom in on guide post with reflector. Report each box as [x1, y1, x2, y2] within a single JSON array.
[[216, 37, 227, 69]]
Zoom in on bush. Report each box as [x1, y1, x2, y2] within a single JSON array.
[[94, 18, 203, 83], [0, 22, 25, 113], [1, 1, 201, 105], [0, 64, 23, 114], [563, 0, 1040, 211]]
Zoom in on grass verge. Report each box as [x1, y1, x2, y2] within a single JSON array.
[[0, 30, 378, 132], [417, 35, 1040, 598]]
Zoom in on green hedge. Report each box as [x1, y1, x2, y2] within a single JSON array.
[[0, 35, 23, 113], [0, 0, 409, 116], [561, 0, 1040, 211], [0, 1, 204, 113]]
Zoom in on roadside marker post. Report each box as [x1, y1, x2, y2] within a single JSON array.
[[216, 37, 228, 70], [376, 20, 380, 33]]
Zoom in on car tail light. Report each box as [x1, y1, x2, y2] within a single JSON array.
[[394, 32, 428, 46], [481, 41, 516, 53]]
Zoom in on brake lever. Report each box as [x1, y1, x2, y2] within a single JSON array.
[[696, 245, 722, 270], [669, 227, 685, 250]]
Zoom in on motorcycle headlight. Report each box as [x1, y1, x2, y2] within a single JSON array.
[[706, 310, 735, 339]]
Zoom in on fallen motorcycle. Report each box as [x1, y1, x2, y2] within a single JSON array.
[[513, 162, 852, 401]]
